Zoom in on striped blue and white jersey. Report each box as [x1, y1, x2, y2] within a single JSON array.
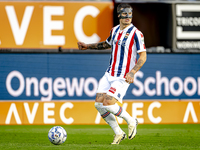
[[106, 24, 146, 78]]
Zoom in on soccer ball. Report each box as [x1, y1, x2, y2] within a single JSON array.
[[48, 126, 67, 145]]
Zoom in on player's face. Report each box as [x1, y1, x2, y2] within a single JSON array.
[[118, 8, 132, 26]]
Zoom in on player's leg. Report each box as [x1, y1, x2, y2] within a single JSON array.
[[95, 74, 124, 141], [102, 80, 138, 140], [103, 95, 138, 139], [95, 95, 126, 145]]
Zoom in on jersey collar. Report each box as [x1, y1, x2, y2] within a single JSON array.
[[119, 23, 134, 32]]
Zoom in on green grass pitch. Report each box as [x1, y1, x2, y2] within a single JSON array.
[[0, 124, 200, 150]]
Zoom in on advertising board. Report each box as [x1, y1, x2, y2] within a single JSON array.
[[0, 100, 199, 125], [173, 4, 200, 52], [0, 53, 199, 100], [0, 1, 113, 49]]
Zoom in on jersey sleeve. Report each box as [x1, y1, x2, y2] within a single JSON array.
[[106, 28, 113, 46], [134, 30, 146, 53]]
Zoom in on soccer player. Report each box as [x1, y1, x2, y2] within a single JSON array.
[[77, 3, 146, 144]]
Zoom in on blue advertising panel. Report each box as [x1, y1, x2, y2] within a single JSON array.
[[0, 53, 199, 100]]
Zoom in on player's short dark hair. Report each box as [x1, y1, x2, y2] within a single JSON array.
[[117, 3, 133, 14]]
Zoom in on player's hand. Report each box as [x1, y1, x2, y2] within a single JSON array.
[[77, 42, 88, 50], [125, 71, 134, 84]]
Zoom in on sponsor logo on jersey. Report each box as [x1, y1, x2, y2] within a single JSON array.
[[109, 87, 116, 94]]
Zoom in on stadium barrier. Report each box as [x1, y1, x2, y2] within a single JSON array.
[[0, 1, 200, 125], [0, 100, 199, 125], [0, 52, 199, 125]]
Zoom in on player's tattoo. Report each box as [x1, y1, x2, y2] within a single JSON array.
[[88, 41, 111, 50], [96, 93, 104, 99], [133, 59, 145, 72], [105, 95, 112, 101], [129, 71, 134, 77]]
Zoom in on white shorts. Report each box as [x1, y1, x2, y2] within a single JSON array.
[[96, 72, 130, 103]]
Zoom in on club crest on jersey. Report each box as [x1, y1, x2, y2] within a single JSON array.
[[109, 87, 116, 94], [125, 33, 129, 38]]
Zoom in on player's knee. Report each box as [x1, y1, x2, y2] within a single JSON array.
[[103, 95, 117, 106]]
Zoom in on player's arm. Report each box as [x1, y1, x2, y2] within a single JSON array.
[[77, 41, 111, 50], [131, 51, 146, 74], [125, 51, 147, 83]]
